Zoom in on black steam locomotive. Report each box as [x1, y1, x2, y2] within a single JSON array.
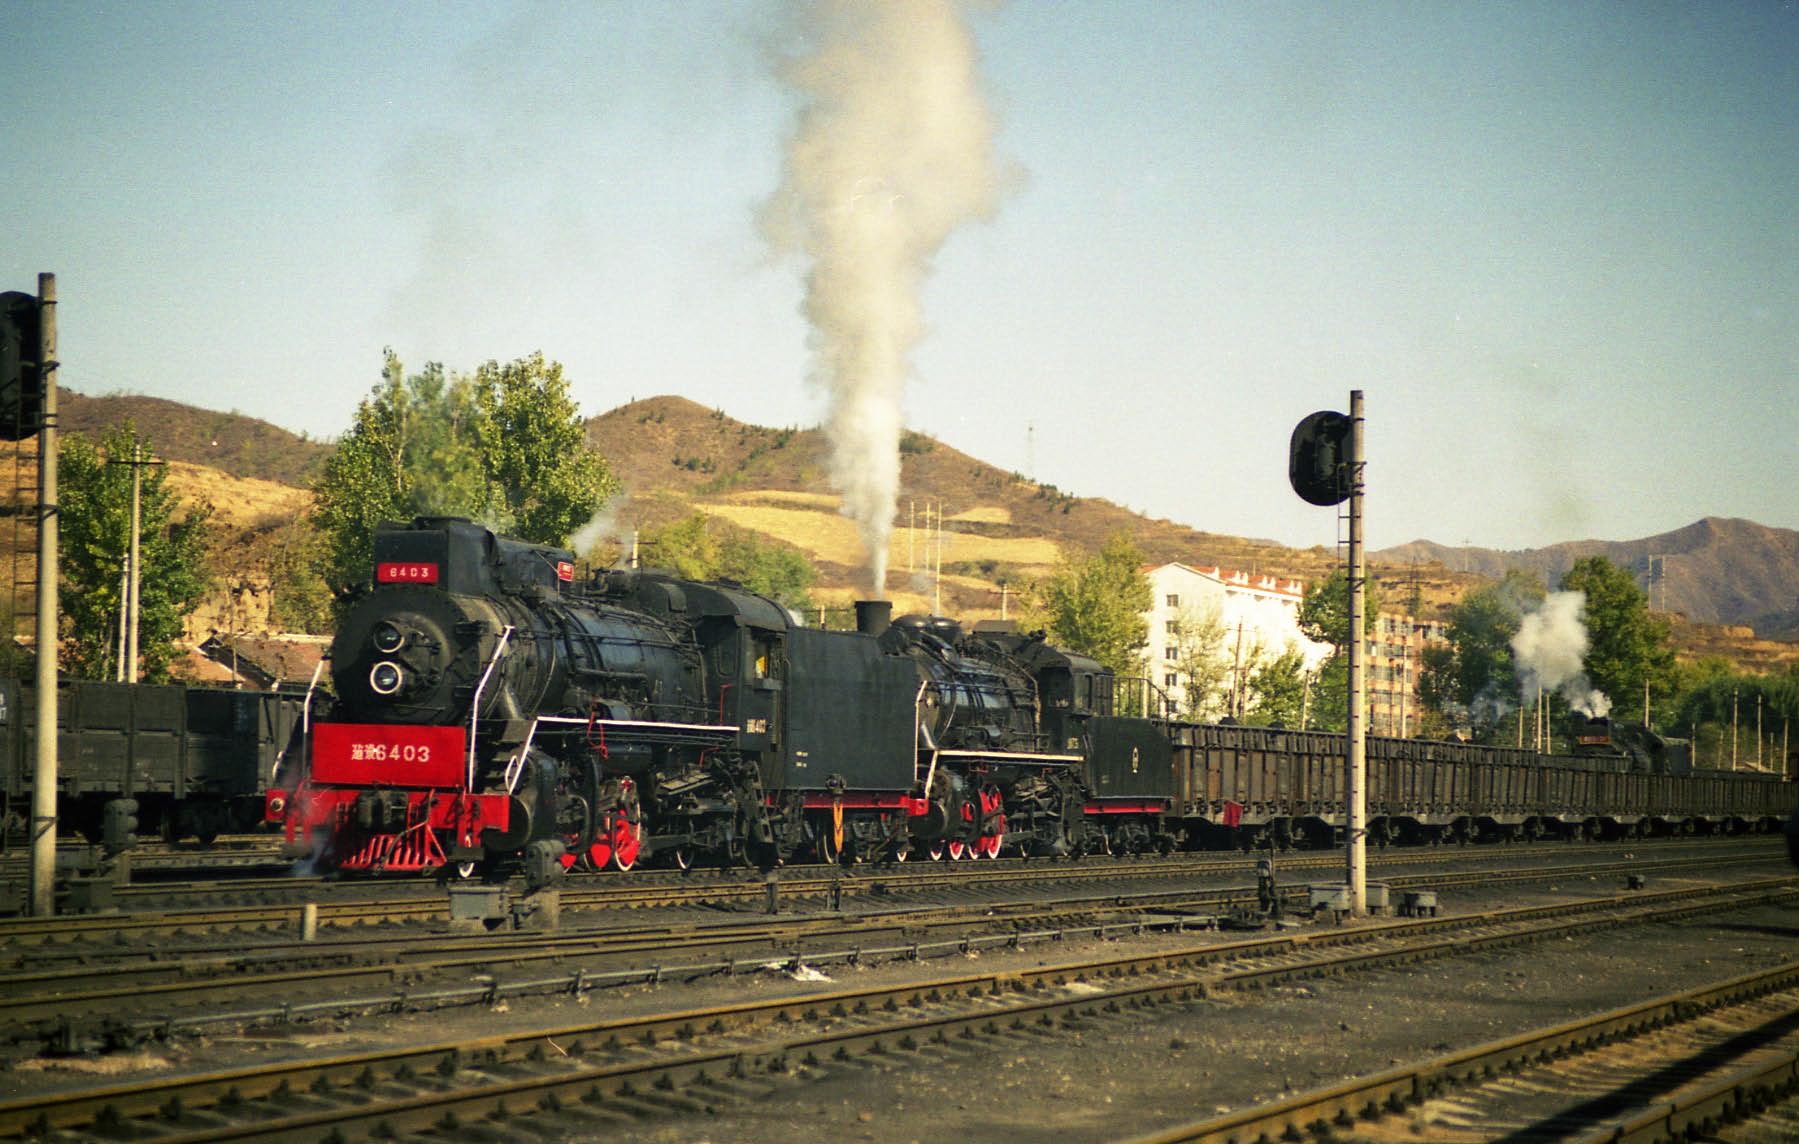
[[269, 517, 1789, 880], [268, 517, 1168, 878]]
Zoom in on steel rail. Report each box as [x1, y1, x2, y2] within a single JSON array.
[[3, 879, 1795, 1141]]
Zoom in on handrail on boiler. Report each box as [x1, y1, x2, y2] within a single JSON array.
[[467, 626, 515, 791]]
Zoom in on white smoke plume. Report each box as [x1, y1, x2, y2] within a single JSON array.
[[1511, 590, 1612, 718], [569, 499, 630, 562], [762, 0, 1012, 597]]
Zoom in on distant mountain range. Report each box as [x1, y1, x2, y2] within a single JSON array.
[[1373, 519, 1799, 640], [44, 389, 1799, 656]]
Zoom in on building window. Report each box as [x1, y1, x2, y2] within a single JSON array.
[[1165, 620, 1180, 634], [1165, 594, 1180, 607], [1164, 647, 1179, 660], [1164, 673, 1178, 688]]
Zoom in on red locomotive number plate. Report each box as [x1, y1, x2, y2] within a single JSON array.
[[312, 723, 467, 788], [377, 561, 440, 584]]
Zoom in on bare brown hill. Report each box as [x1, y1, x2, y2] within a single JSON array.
[[59, 389, 328, 487], [585, 396, 1462, 621], [1375, 518, 1799, 638]]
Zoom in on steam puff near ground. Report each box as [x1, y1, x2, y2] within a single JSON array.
[[760, 0, 1013, 597], [1512, 590, 1612, 718]]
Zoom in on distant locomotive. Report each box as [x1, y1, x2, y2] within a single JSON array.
[[267, 518, 1789, 879], [1571, 715, 1694, 774]]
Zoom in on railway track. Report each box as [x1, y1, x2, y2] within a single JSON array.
[[2, 837, 1780, 946], [4, 874, 1794, 1142], [1125, 956, 1799, 1143], [1, 849, 1789, 1049]]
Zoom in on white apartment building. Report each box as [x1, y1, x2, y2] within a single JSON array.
[[1143, 563, 1333, 719]]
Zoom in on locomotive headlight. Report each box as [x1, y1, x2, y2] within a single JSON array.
[[369, 660, 406, 696], [372, 621, 406, 654]]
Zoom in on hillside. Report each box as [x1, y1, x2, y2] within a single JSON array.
[[0, 391, 1789, 679], [60, 389, 329, 487], [585, 396, 1411, 618], [1374, 518, 1799, 638]]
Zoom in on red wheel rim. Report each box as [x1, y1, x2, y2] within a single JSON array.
[[610, 814, 642, 871]]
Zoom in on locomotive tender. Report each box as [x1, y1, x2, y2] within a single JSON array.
[[267, 517, 1789, 878]]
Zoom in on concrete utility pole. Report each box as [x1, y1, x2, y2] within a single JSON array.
[[1345, 389, 1367, 916], [108, 443, 160, 683], [30, 273, 59, 918], [127, 443, 142, 681]]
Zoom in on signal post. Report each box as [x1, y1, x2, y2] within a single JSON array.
[[1289, 390, 1367, 915]]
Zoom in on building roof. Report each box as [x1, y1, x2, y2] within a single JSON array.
[[1147, 562, 1308, 601]]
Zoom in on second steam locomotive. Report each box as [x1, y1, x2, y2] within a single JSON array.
[[267, 517, 1787, 879]]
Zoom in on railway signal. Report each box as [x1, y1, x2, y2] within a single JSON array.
[[1287, 409, 1351, 506], [0, 290, 44, 440], [1289, 394, 1368, 915]]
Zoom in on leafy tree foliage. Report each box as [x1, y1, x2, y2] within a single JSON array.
[[1416, 569, 1545, 731], [470, 352, 618, 544], [1039, 532, 1152, 680], [1296, 568, 1382, 649], [58, 426, 214, 681], [638, 512, 816, 611], [312, 350, 618, 597], [1167, 600, 1230, 720], [260, 515, 334, 634], [1244, 645, 1309, 727], [1667, 659, 1798, 771], [1558, 556, 1676, 709], [1298, 568, 1383, 733]]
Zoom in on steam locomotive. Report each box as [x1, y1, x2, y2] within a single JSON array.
[[266, 517, 1169, 880], [267, 517, 1788, 880]]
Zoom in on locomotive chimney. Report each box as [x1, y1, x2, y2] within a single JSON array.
[[854, 599, 893, 636]]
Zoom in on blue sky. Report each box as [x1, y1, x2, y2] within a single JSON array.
[[7, 2, 1795, 552]]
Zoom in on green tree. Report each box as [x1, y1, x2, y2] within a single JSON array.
[[1296, 568, 1383, 648], [469, 352, 618, 544], [638, 513, 816, 611], [1040, 532, 1153, 680], [1298, 568, 1383, 732], [1416, 569, 1545, 735], [1244, 645, 1309, 727], [58, 426, 214, 681], [311, 353, 422, 596], [1559, 556, 1676, 709], [638, 513, 718, 582], [1169, 600, 1230, 720], [261, 515, 334, 633], [312, 350, 618, 596]]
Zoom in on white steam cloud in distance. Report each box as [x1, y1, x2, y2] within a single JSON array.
[[1510, 590, 1613, 718], [569, 500, 629, 562], [761, 0, 1013, 597]]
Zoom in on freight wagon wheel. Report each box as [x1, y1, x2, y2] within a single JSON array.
[[455, 860, 478, 880]]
